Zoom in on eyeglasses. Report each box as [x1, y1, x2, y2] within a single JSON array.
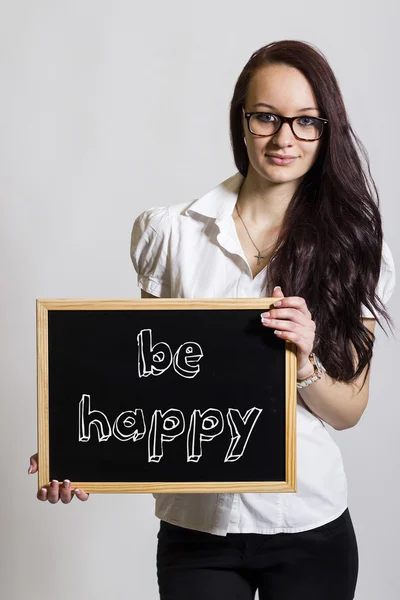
[[242, 106, 328, 142]]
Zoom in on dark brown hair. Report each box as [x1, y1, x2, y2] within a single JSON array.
[[229, 39, 395, 387]]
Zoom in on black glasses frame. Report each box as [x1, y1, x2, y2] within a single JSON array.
[[242, 107, 329, 142]]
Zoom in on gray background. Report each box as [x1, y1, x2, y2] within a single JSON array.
[[1, 1, 398, 599]]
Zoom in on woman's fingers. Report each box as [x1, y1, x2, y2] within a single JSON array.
[[37, 487, 48, 501], [29, 451, 90, 502], [60, 480, 74, 504], [262, 306, 311, 328], [47, 480, 61, 504], [28, 453, 38, 474], [74, 488, 90, 502], [60, 480, 91, 503], [36, 481, 90, 503], [58, 484, 90, 502], [272, 296, 312, 319]]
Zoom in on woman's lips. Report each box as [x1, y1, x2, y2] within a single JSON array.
[[267, 155, 297, 165]]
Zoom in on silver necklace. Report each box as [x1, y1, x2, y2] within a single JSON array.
[[235, 202, 276, 265]]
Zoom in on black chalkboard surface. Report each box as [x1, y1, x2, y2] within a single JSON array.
[[36, 299, 297, 493]]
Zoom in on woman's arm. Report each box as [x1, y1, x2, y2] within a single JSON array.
[[261, 289, 378, 431], [141, 288, 374, 430], [297, 317, 376, 430]]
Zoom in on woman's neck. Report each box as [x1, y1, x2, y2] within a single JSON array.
[[236, 169, 298, 230]]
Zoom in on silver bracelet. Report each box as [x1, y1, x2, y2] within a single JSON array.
[[296, 352, 326, 389]]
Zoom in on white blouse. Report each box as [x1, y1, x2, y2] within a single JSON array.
[[130, 171, 396, 536]]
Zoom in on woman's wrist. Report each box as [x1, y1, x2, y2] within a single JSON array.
[[297, 357, 316, 380]]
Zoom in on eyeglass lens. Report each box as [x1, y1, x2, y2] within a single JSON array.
[[250, 113, 323, 140]]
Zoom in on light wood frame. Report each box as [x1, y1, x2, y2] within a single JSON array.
[[37, 298, 297, 494]]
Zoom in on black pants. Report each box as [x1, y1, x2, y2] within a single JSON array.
[[156, 508, 358, 599]]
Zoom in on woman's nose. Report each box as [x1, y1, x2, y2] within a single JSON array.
[[272, 122, 296, 146]]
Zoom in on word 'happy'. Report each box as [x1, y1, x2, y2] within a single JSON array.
[[78, 395, 263, 463]]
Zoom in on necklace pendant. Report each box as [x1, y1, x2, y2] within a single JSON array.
[[255, 251, 264, 265]]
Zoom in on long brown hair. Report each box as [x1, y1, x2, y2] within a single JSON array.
[[229, 40, 395, 386]]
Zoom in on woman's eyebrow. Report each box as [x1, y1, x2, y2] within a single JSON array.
[[252, 102, 319, 112]]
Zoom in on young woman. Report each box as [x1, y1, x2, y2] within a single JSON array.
[[29, 40, 396, 600]]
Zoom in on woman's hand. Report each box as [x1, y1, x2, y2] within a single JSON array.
[[28, 452, 90, 504], [261, 286, 316, 377]]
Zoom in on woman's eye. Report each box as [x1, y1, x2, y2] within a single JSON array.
[[297, 117, 315, 126], [256, 112, 276, 122]]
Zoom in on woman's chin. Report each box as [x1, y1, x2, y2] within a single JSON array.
[[260, 167, 300, 185]]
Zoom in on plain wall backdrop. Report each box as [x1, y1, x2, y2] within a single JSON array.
[[1, 1, 398, 599]]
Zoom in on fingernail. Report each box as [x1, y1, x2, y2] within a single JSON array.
[[261, 312, 270, 318], [28, 465, 32, 474], [75, 488, 80, 494], [40, 488, 47, 494], [273, 286, 281, 291], [273, 301, 282, 307], [51, 480, 58, 487], [64, 480, 70, 488]]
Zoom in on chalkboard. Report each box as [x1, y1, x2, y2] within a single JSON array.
[[36, 299, 297, 494]]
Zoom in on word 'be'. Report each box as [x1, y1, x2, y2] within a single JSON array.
[[137, 329, 203, 378]]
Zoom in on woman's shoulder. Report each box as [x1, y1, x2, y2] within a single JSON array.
[[382, 238, 395, 272], [131, 199, 202, 243], [131, 205, 170, 239], [131, 171, 242, 234], [361, 238, 396, 318], [380, 238, 396, 302]]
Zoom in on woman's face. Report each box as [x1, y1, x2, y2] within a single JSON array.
[[243, 64, 323, 186]]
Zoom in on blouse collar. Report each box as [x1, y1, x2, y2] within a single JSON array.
[[184, 172, 247, 258], [184, 172, 244, 224]]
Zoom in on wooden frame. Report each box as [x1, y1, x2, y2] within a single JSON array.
[[37, 298, 297, 493]]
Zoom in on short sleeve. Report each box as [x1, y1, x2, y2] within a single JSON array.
[[361, 239, 396, 318], [130, 206, 171, 297]]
